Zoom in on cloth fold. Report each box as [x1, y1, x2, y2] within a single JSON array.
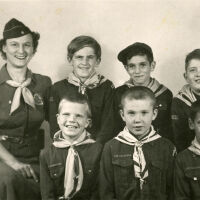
[[188, 137, 200, 155], [176, 84, 197, 106], [53, 130, 95, 199], [6, 72, 35, 114], [124, 78, 167, 97], [115, 126, 161, 189], [68, 71, 107, 94]]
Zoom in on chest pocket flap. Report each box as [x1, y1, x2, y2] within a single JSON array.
[[112, 157, 133, 167], [48, 163, 64, 179], [185, 168, 200, 181]]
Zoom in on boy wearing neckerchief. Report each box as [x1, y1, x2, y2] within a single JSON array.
[[114, 42, 173, 142], [100, 86, 176, 200], [171, 49, 200, 152], [49, 35, 115, 144], [174, 100, 200, 199], [40, 93, 102, 200]]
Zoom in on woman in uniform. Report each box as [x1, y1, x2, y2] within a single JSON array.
[[0, 18, 51, 200]]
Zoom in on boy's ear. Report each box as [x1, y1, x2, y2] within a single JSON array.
[[96, 58, 101, 65], [183, 72, 187, 81], [150, 61, 156, 72], [86, 118, 92, 128], [67, 56, 72, 63], [188, 118, 194, 130], [152, 108, 158, 121], [56, 114, 60, 124], [120, 109, 125, 122]]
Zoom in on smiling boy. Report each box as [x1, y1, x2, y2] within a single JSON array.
[[115, 42, 173, 141], [40, 93, 102, 200], [100, 86, 175, 200], [49, 36, 114, 144], [171, 49, 200, 152]]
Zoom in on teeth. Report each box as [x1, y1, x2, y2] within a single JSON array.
[[67, 125, 77, 128]]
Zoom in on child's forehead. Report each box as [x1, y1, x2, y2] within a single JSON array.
[[59, 101, 87, 112], [187, 58, 200, 67], [123, 97, 154, 107]]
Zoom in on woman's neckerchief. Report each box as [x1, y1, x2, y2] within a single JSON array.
[[188, 137, 200, 156], [124, 78, 167, 98], [53, 130, 95, 199], [67, 71, 107, 95], [115, 126, 161, 190], [6, 68, 35, 115], [176, 84, 197, 107]]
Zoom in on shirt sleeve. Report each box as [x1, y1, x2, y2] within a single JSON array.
[[48, 85, 60, 138], [96, 82, 115, 144], [40, 150, 56, 200], [171, 98, 193, 152]]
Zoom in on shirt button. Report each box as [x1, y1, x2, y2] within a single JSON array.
[[53, 173, 57, 177], [9, 100, 12, 104]]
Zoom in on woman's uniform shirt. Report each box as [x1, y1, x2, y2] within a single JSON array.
[[49, 79, 115, 143], [114, 83, 173, 141], [100, 137, 175, 200], [0, 65, 51, 159], [40, 142, 102, 200], [174, 149, 200, 200]]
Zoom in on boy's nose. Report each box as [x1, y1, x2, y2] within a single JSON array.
[[135, 66, 140, 73], [134, 114, 141, 123], [81, 57, 88, 65], [68, 115, 76, 122]]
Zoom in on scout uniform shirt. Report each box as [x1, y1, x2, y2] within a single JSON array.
[[0, 65, 51, 159]]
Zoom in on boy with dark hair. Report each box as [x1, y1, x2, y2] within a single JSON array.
[[100, 86, 176, 200], [115, 42, 173, 141], [49, 35, 115, 144], [171, 49, 200, 152], [40, 93, 102, 200], [174, 100, 200, 199]]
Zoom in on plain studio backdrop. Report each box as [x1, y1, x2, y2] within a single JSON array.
[[0, 0, 199, 145]]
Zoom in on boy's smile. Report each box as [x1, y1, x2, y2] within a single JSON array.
[[125, 55, 155, 86], [57, 101, 90, 141], [185, 59, 200, 94], [120, 98, 157, 139]]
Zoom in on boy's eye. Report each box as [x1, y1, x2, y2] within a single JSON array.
[[188, 68, 197, 73], [10, 43, 18, 47], [87, 55, 95, 59], [24, 43, 32, 47], [127, 64, 135, 69], [142, 111, 148, 115]]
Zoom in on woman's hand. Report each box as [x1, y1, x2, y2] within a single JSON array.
[[10, 161, 39, 182], [0, 143, 38, 182]]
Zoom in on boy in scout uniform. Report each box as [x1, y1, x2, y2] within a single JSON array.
[[100, 86, 175, 200], [40, 93, 102, 200], [115, 42, 173, 141], [171, 49, 200, 152]]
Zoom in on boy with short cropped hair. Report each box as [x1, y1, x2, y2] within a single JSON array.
[[115, 42, 173, 141], [174, 100, 200, 200], [171, 49, 200, 152], [100, 86, 175, 200], [40, 93, 102, 200]]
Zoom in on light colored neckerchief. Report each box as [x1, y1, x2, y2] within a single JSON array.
[[115, 126, 161, 190], [53, 130, 95, 199], [67, 71, 106, 94], [188, 137, 200, 156], [176, 84, 197, 106], [124, 78, 167, 98], [6, 76, 35, 115]]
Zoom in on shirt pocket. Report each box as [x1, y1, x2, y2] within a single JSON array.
[[112, 157, 134, 189], [48, 163, 65, 194], [185, 167, 200, 198], [48, 163, 64, 179], [149, 160, 166, 193]]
